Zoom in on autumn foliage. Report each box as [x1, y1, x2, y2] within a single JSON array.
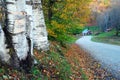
[[42, 0, 91, 43]]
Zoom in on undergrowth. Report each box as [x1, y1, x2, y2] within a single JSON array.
[[0, 42, 72, 80], [0, 41, 88, 80]]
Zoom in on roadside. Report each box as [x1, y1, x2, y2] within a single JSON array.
[[91, 30, 120, 46], [76, 36, 120, 79], [65, 44, 116, 80], [85, 26, 120, 46]]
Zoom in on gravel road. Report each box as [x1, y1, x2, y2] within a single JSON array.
[[76, 36, 120, 79]]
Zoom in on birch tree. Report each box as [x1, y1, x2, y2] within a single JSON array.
[[0, 0, 49, 71]]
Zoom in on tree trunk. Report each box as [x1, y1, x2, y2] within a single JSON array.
[[32, 0, 49, 51], [0, 0, 49, 71], [115, 26, 119, 36], [48, 0, 53, 21], [0, 24, 10, 63], [5, 0, 33, 70]]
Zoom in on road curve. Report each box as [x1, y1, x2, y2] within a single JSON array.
[[76, 36, 120, 79]]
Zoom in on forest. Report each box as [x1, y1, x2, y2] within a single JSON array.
[[0, 0, 120, 80]]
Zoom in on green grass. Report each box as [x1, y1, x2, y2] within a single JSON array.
[[0, 36, 86, 80], [67, 35, 78, 43], [94, 30, 116, 37], [92, 30, 120, 45], [80, 69, 88, 80], [89, 26, 99, 31]]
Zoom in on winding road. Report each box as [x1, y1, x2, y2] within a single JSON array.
[[76, 36, 120, 79]]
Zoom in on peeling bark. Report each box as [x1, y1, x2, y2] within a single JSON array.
[[32, 0, 49, 51], [5, 0, 33, 69], [0, 0, 49, 71]]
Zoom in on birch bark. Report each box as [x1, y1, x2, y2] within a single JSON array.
[[0, 0, 49, 70], [32, 0, 49, 51]]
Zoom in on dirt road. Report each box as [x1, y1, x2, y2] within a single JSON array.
[[76, 36, 120, 79]]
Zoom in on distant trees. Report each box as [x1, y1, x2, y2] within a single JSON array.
[[96, 10, 110, 32], [109, 5, 120, 36], [95, 0, 120, 36]]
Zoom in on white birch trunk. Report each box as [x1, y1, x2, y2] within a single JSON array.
[[25, 0, 34, 56], [6, 0, 29, 60], [32, 0, 49, 51], [0, 0, 49, 70]]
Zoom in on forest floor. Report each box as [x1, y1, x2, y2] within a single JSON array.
[[65, 44, 116, 80], [0, 42, 116, 80]]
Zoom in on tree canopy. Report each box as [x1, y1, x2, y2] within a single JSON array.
[[42, 0, 91, 43]]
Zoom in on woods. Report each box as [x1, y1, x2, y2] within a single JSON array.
[[0, 0, 120, 79], [92, 0, 120, 36], [42, 0, 91, 44]]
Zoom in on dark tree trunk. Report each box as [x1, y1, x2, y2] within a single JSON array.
[[115, 26, 120, 36], [48, 0, 55, 21]]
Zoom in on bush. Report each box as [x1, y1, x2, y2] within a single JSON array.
[[67, 26, 83, 35]]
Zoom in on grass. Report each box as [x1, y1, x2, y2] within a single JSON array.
[[80, 69, 88, 80], [0, 41, 86, 80], [92, 30, 120, 45], [89, 26, 99, 31], [0, 35, 86, 80], [34, 44, 72, 80], [68, 36, 78, 43]]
